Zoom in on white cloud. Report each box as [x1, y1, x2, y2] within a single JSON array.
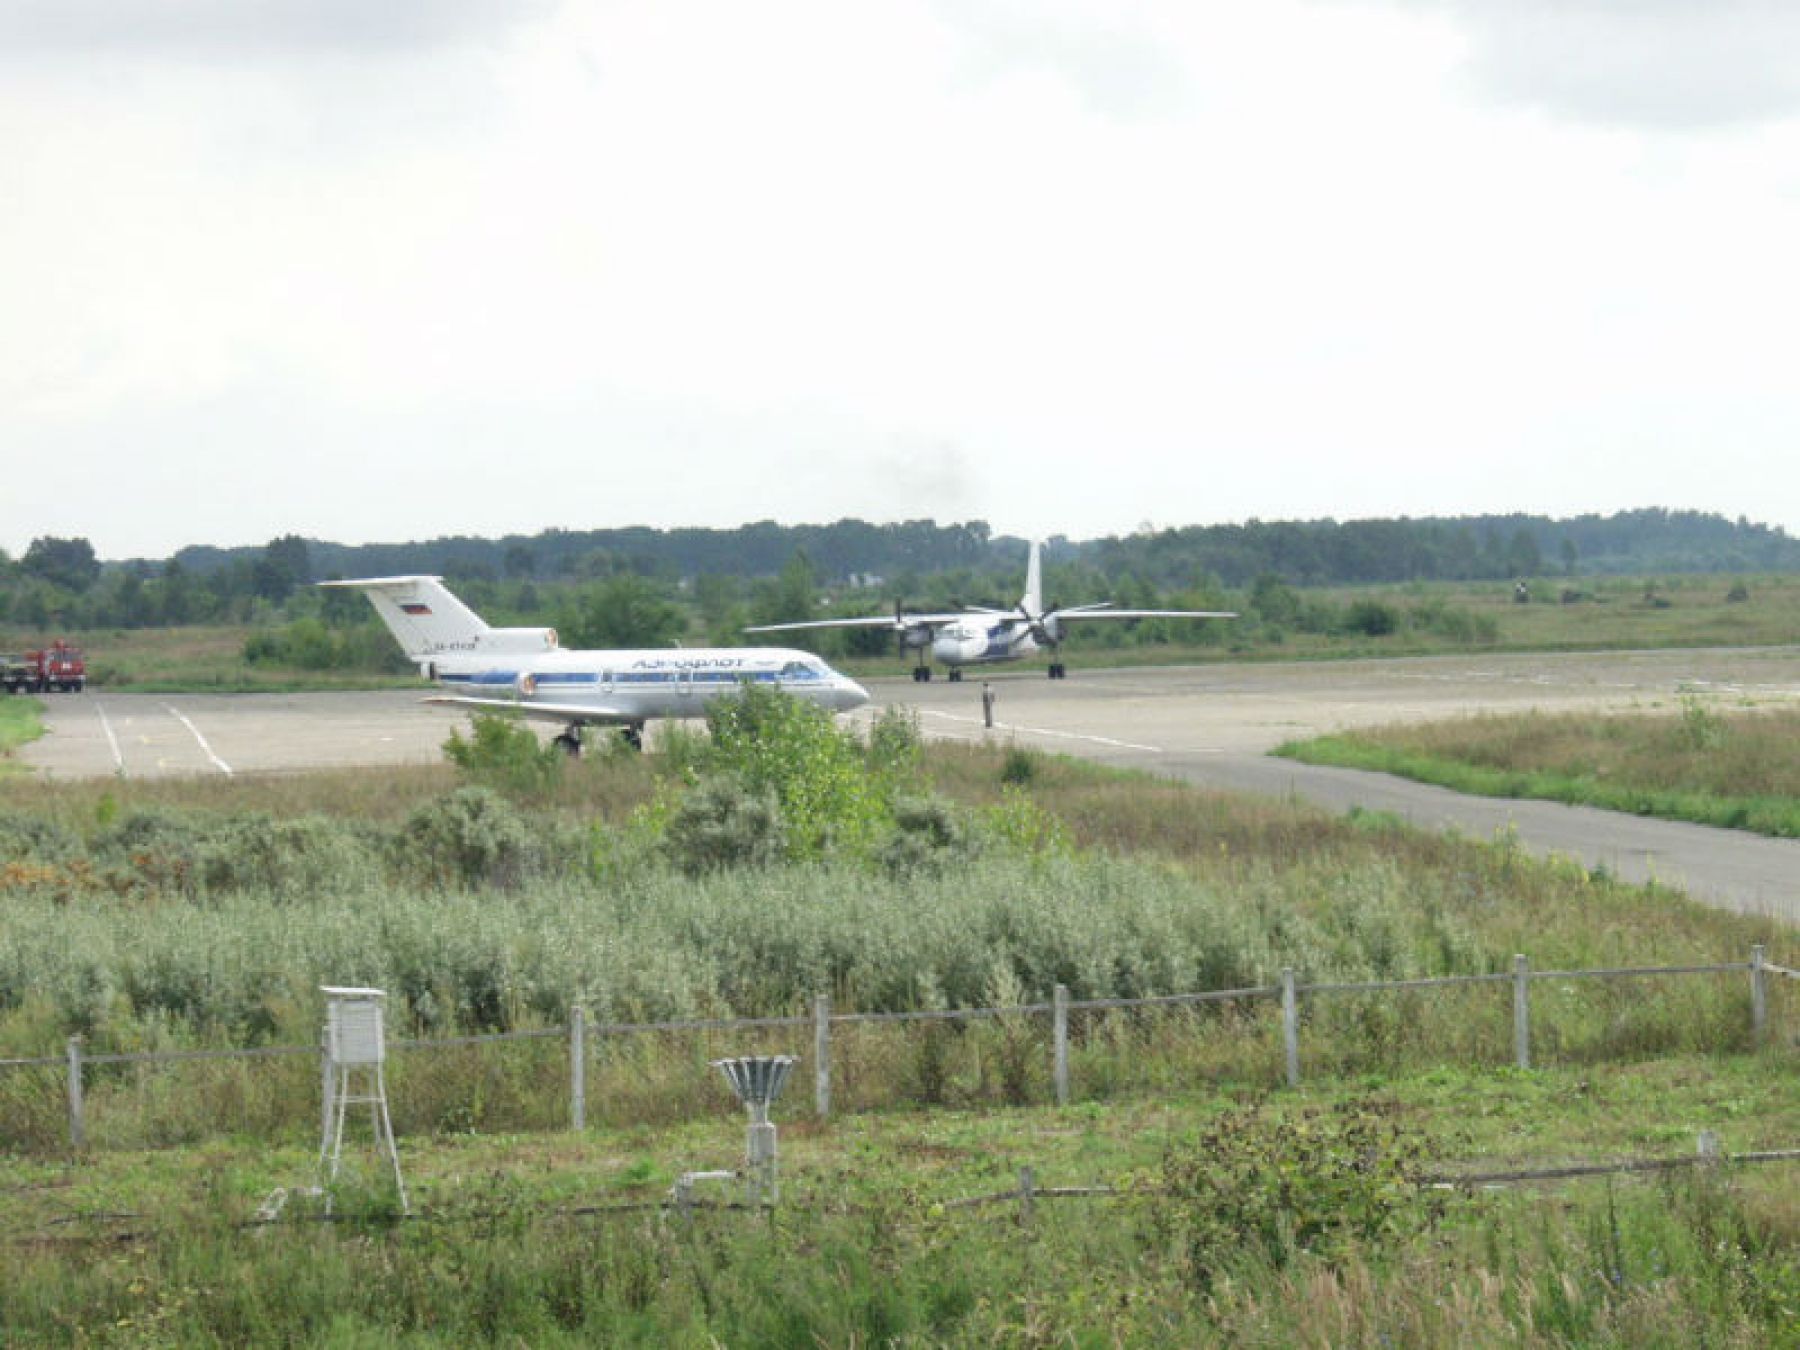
[[4, 0, 1800, 558], [1410, 0, 1800, 129]]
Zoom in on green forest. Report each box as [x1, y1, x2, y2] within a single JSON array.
[[4, 508, 1796, 633]]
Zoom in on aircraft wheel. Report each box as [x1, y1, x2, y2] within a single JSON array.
[[948, 669, 963, 682], [622, 724, 645, 752]]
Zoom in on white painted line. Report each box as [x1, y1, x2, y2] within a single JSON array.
[[93, 702, 125, 775], [164, 705, 233, 775], [921, 709, 1164, 754]]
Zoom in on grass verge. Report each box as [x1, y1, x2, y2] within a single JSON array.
[[0, 696, 43, 774], [1277, 704, 1800, 839]]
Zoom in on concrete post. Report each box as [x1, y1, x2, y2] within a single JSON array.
[[814, 994, 831, 1120], [1513, 954, 1531, 1070], [1751, 945, 1767, 1048], [1281, 968, 1299, 1088], [1053, 984, 1069, 1106], [570, 1005, 586, 1132], [66, 1036, 84, 1151], [319, 1025, 333, 1153]]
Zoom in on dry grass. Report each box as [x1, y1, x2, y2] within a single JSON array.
[[1282, 703, 1800, 836]]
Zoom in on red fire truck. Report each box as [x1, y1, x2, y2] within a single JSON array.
[[0, 641, 86, 694]]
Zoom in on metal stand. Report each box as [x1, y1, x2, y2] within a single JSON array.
[[712, 1055, 797, 1207], [317, 987, 409, 1215]]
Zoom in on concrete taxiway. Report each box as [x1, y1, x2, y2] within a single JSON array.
[[16, 647, 1800, 921]]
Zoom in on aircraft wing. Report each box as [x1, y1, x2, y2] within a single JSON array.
[[744, 612, 964, 634], [423, 695, 640, 726], [1053, 606, 1238, 622]]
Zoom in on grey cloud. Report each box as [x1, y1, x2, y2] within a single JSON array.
[[872, 437, 982, 517], [1415, 0, 1800, 129], [0, 0, 553, 60], [933, 0, 1187, 118]]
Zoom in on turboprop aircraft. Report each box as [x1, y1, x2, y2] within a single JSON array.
[[323, 575, 867, 751], [745, 540, 1235, 681]]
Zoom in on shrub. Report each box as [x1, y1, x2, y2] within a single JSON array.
[[661, 774, 786, 876], [0, 815, 78, 865], [395, 786, 537, 889], [1249, 574, 1302, 625], [1342, 600, 1399, 637], [877, 795, 966, 876], [705, 683, 888, 861], [1144, 1099, 1437, 1290], [194, 814, 385, 897], [1000, 747, 1039, 786], [444, 713, 565, 799]]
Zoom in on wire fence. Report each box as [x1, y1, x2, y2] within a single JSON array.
[[12, 1140, 1800, 1252], [1, 947, 1791, 1153]]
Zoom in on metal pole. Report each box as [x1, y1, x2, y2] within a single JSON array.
[[1018, 1165, 1035, 1226], [814, 994, 831, 1120], [1751, 945, 1767, 1048], [1053, 984, 1069, 1106], [570, 1005, 586, 1131], [1513, 954, 1531, 1070], [319, 1025, 333, 1158], [66, 1036, 84, 1151], [1281, 968, 1299, 1088]]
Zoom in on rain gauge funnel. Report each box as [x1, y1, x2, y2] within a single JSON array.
[[712, 1055, 797, 1206]]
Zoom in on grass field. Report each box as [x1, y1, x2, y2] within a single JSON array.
[[0, 696, 40, 775], [4, 1056, 1798, 1345], [1, 716, 1796, 1341], [1279, 703, 1800, 839], [5, 571, 1798, 696]]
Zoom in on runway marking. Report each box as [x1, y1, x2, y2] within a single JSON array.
[[921, 709, 1164, 754], [164, 705, 233, 776], [92, 703, 125, 775]]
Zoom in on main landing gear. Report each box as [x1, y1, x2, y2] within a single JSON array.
[[552, 722, 644, 756], [911, 662, 933, 682], [1047, 662, 1067, 679]]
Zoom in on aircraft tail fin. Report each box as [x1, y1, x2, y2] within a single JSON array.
[[1022, 540, 1045, 615], [320, 575, 510, 663]]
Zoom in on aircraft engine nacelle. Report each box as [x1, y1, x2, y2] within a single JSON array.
[[482, 627, 559, 654], [1039, 615, 1063, 644], [899, 624, 935, 651]]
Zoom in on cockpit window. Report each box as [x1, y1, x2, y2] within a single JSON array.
[[779, 660, 823, 681]]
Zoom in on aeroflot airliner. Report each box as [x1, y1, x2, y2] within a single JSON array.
[[323, 575, 867, 752]]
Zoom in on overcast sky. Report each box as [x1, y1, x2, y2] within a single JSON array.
[[6, 0, 1800, 560]]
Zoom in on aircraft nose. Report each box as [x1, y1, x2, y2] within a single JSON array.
[[837, 677, 870, 711]]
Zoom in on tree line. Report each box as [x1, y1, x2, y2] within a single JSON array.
[[1, 509, 1795, 641]]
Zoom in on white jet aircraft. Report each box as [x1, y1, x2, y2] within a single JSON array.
[[746, 540, 1235, 681], [324, 575, 867, 751]]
